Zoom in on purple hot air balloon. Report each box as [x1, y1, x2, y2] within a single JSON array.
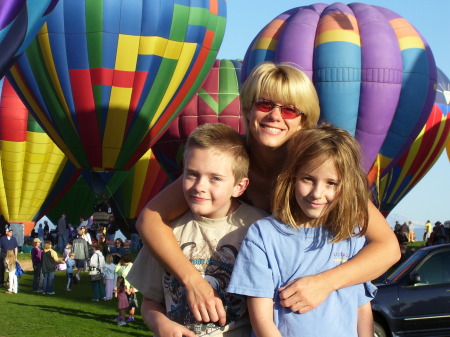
[[242, 3, 436, 172]]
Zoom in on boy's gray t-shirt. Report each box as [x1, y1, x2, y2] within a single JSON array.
[[127, 202, 267, 336]]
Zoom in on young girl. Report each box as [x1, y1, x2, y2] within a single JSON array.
[[5, 249, 17, 294], [103, 254, 115, 300], [63, 243, 72, 260], [114, 276, 129, 326], [228, 124, 377, 337]]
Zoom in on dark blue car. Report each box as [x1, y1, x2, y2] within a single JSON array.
[[372, 243, 450, 337]]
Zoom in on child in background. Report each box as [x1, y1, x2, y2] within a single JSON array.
[[63, 243, 72, 260], [114, 253, 137, 322], [66, 252, 76, 291], [228, 124, 377, 337], [5, 249, 17, 294], [103, 254, 115, 300], [114, 276, 129, 326]]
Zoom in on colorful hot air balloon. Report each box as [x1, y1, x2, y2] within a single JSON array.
[[0, 77, 67, 227], [372, 67, 450, 216], [113, 149, 168, 220], [35, 173, 97, 228], [152, 59, 245, 180], [242, 3, 436, 172], [0, 0, 59, 78], [7, 0, 227, 192]]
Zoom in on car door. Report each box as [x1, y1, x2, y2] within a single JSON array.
[[396, 248, 450, 334]]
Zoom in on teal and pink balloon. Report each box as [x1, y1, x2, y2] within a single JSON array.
[[242, 3, 436, 172], [152, 59, 245, 180], [0, 0, 59, 78], [7, 0, 227, 192], [372, 67, 450, 216]]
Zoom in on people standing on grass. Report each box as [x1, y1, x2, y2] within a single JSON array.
[[89, 243, 106, 302], [408, 221, 415, 242], [115, 253, 137, 323], [31, 238, 43, 293], [425, 220, 432, 240], [114, 276, 129, 326], [0, 226, 18, 288], [5, 249, 17, 294], [37, 224, 44, 243], [57, 213, 69, 253], [41, 240, 58, 295], [72, 230, 90, 283], [103, 254, 115, 300], [66, 252, 76, 291]]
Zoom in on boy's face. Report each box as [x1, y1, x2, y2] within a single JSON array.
[[183, 147, 247, 219]]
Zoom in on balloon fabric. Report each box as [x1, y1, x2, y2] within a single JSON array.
[[0, 77, 67, 223], [7, 0, 227, 193]]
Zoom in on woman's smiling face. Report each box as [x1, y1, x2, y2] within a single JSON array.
[[247, 97, 304, 150]]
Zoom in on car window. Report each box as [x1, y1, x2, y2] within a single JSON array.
[[414, 249, 450, 285]]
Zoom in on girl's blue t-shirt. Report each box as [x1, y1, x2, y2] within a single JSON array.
[[227, 216, 377, 337]]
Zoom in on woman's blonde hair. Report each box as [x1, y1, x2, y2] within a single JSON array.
[[240, 62, 320, 131], [272, 124, 369, 242], [6, 249, 16, 266]]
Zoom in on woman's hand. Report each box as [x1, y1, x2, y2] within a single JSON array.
[[278, 274, 333, 313]]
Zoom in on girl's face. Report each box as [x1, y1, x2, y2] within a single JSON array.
[[247, 98, 303, 150], [294, 157, 340, 226]]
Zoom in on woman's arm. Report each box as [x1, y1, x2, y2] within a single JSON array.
[[247, 297, 281, 337], [279, 201, 400, 313], [137, 177, 226, 325]]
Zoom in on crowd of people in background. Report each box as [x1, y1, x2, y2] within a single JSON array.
[[393, 219, 449, 263], [0, 210, 142, 327]]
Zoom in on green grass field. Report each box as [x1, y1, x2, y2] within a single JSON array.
[[0, 269, 153, 337]]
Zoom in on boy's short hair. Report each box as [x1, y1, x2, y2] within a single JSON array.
[[121, 253, 133, 263], [183, 123, 249, 183], [69, 252, 75, 257]]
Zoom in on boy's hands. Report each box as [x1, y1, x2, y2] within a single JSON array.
[[185, 275, 226, 326]]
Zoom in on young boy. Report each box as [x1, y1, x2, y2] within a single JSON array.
[[127, 123, 267, 337], [66, 252, 76, 291]]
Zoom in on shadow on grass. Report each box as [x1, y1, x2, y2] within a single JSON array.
[[8, 302, 150, 336]]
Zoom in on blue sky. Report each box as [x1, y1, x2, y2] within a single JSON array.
[[216, 1, 450, 228]]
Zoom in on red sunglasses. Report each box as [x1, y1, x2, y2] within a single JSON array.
[[253, 98, 303, 119]]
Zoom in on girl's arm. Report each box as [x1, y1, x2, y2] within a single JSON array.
[[357, 302, 374, 337], [279, 201, 400, 313], [247, 297, 282, 337], [137, 177, 226, 325]]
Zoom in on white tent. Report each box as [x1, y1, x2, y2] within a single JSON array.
[[34, 215, 56, 231], [114, 229, 128, 242]]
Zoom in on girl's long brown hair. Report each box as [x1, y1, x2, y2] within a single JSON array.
[[272, 124, 369, 242]]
